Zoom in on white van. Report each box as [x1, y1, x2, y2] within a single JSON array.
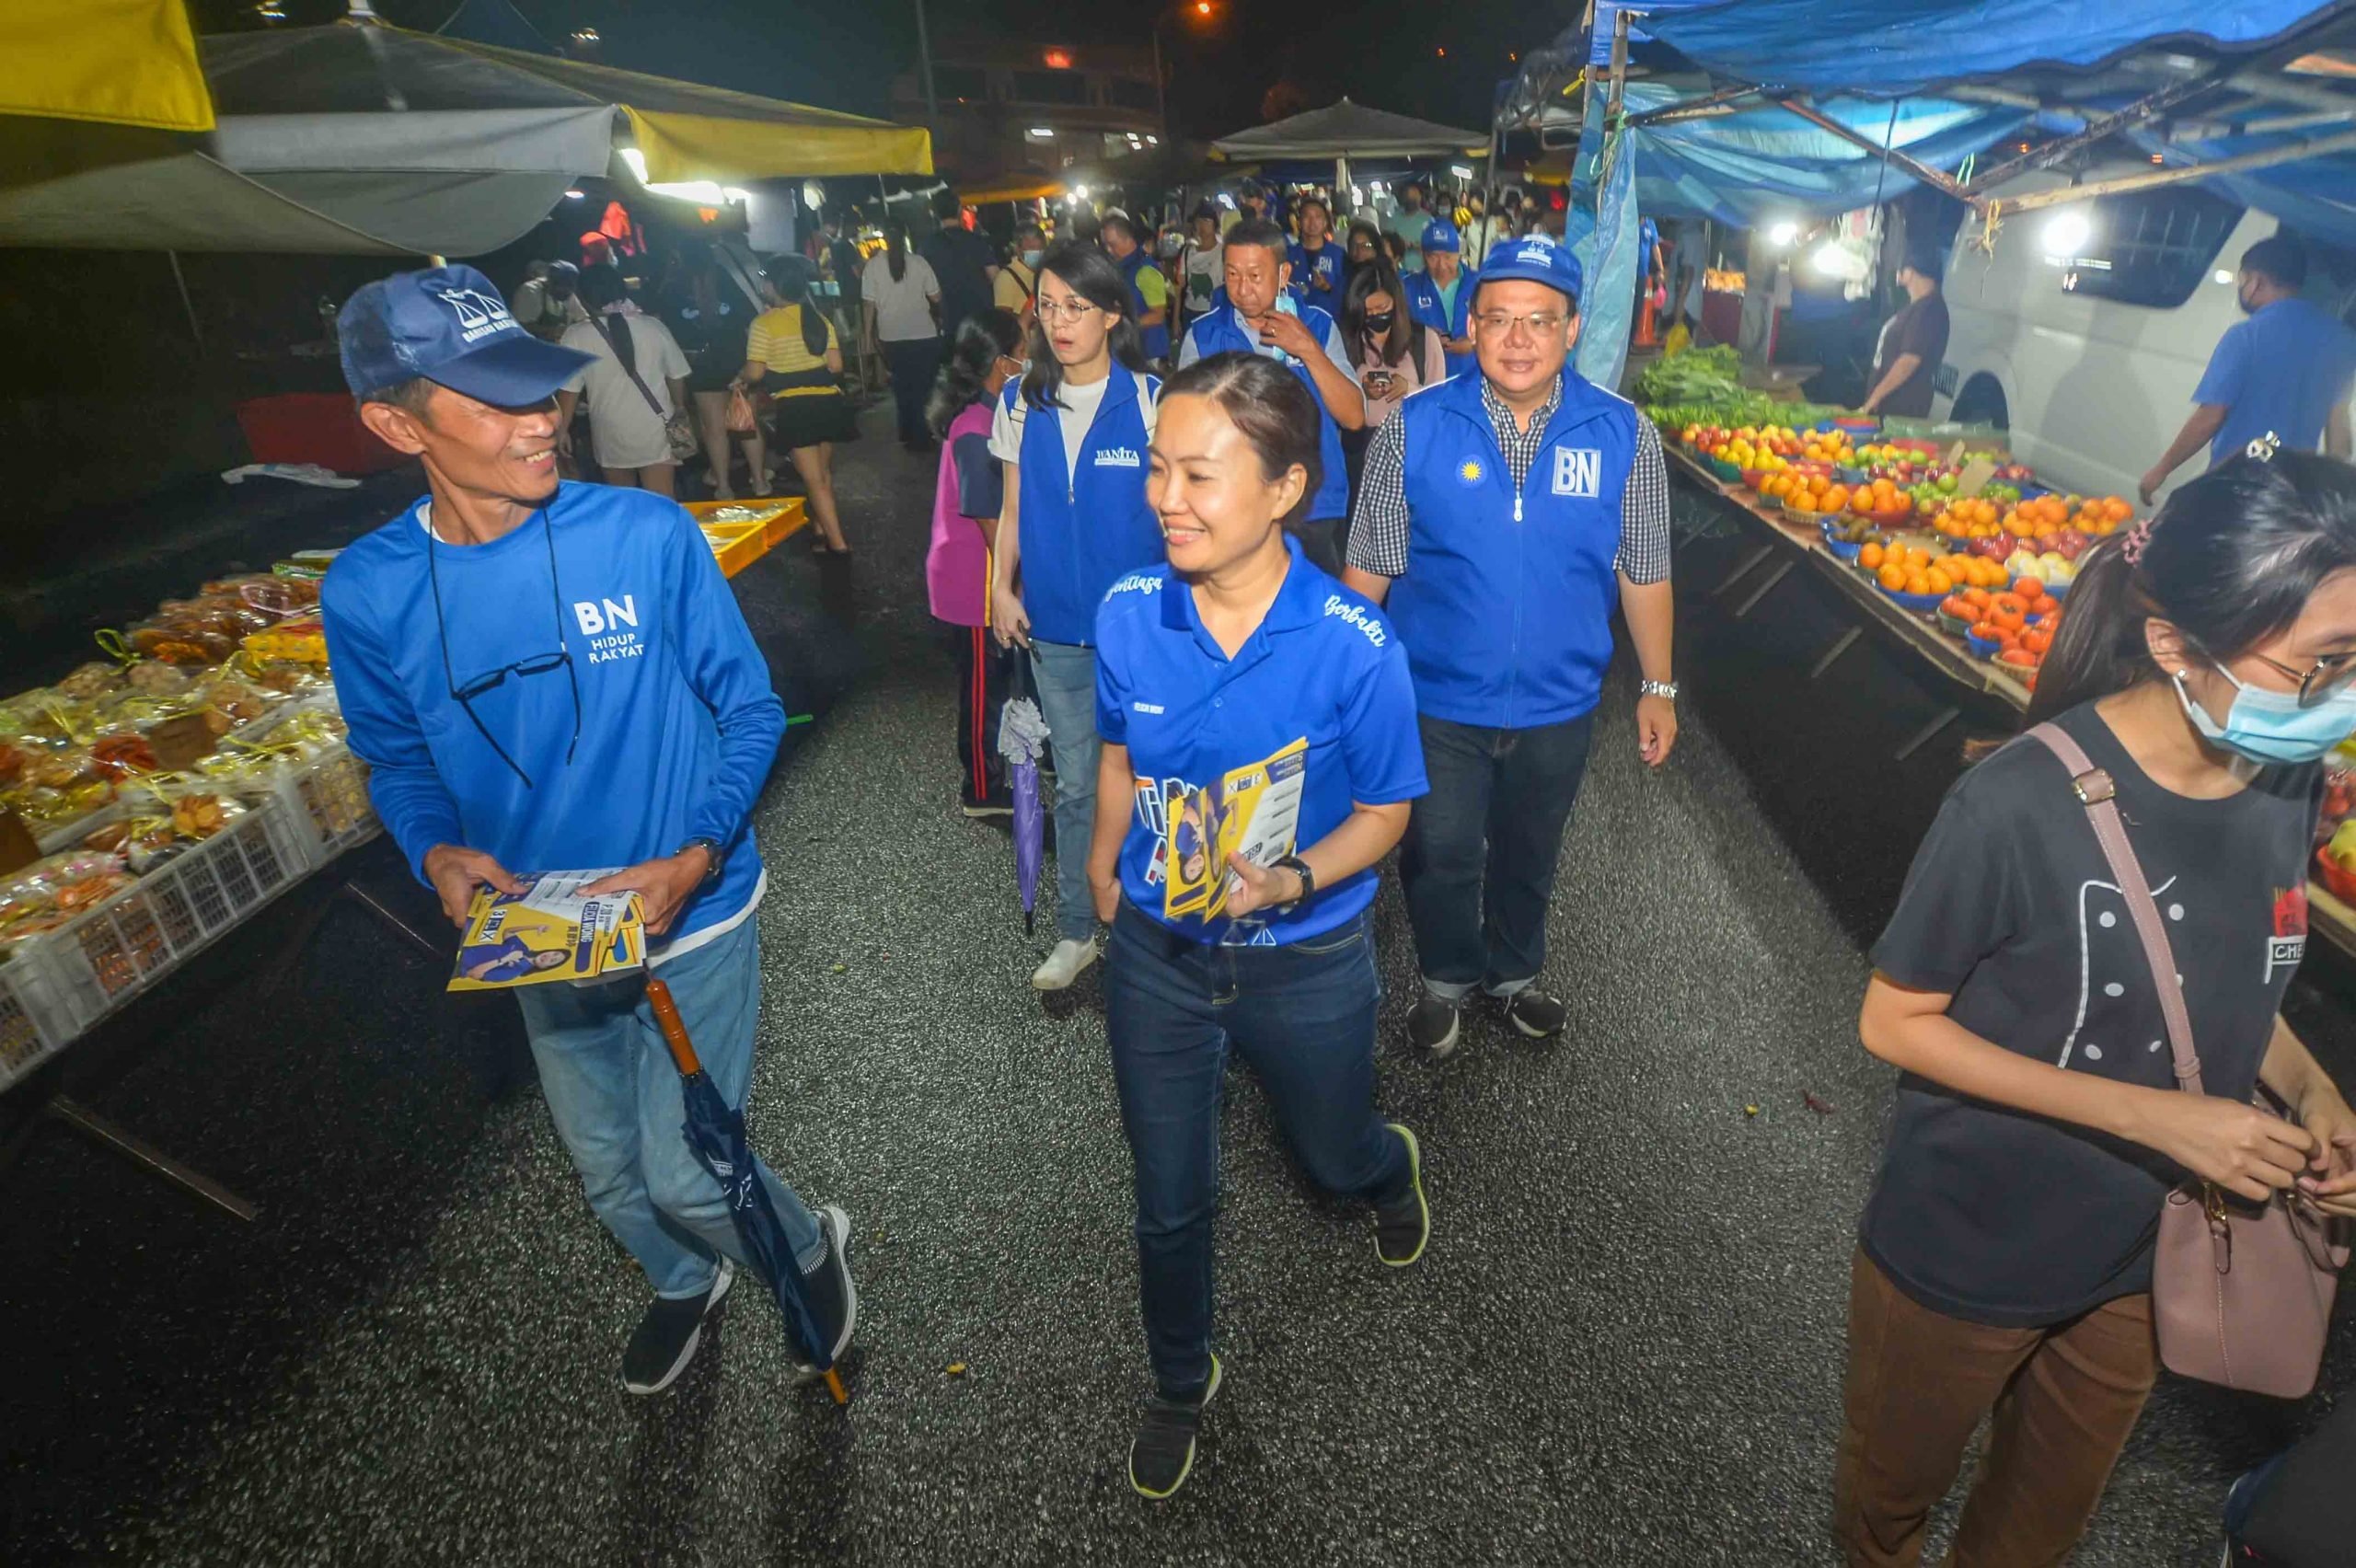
[[1934, 167, 2339, 502]]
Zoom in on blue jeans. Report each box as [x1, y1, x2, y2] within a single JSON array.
[[1398, 710, 1595, 1003], [1104, 902, 1412, 1393], [517, 914, 824, 1298], [1029, 639, 1104, 944]]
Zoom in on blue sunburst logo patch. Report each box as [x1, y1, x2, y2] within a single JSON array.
[[1456, 457, 1484, 487]]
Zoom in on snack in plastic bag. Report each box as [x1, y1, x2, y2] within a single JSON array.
[[242, 617, 329, 664], [125, 660, 197, 697], [56, 662, 126, 699]]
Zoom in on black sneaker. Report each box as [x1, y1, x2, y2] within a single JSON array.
[[1373, 1124, 1428, 1267], [961, 793, 1014, 819], [1129, 1354, 1222, 1500], [1407, 996, 1461, 1057], [621, 1257, 735, 1395], [1504, 988, 1567, 1040], [794, 1205, 859, 1374]]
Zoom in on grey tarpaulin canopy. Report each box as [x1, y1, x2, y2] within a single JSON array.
[[1211, 98, 1488, 213], [0, 15, 931, 258]]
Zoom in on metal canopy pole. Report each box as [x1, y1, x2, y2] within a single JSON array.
[[1991, 124, 2356, 213], [1627, 82, 1766, 128], [1958, 72, 2224, 195], [1773, 97, 1979, 205], [167, 251, 202, 352]]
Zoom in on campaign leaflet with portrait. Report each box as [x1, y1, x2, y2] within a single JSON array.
[[448, 869, 646, 992], [1160, 738, 1309, 923]]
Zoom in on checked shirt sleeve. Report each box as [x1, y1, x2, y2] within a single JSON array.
[[1616, 415, 1671, 584], [1345, 414, 1412, 578]]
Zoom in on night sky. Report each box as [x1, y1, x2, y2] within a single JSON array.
[[195, 0, 1573, 143]]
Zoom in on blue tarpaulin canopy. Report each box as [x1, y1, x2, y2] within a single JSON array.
[[1640, 1, 2339, 99], [1577, 83, 2026, 225], [2131, 124, 2356, 250]]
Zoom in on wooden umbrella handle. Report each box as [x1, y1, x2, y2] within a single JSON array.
[[644, 977, 703, 1076]]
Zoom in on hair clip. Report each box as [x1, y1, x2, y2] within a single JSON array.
[[2120, 517, 2158, 567], [2246, 431, 2281, 463]]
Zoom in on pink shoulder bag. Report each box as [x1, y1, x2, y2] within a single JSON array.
[[2029, 722, 2348, 1397]]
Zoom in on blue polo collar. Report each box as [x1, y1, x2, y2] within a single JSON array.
[[1156, 534, 1322, 656]]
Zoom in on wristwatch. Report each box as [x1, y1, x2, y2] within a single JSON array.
[[1271, 854, 1317, 910], [1639, 679, 1680, 701], [678, 836, 727, 889]]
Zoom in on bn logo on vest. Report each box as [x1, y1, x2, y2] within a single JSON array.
[[1551, 447, 1601, 499]]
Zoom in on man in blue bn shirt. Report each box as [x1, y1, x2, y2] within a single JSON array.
[[1179, 217, 1366, 574], [320, 266, 858, 1399], [1343, 236, 1680, 1056], [2141, 234, 2356, 504]]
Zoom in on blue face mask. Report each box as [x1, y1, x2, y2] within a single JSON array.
[[2173, 662, 2356, 765], [1021, 248, 1045, 269]]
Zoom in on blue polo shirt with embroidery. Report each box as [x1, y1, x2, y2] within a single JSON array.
[[1092, 535, 1427, 946]]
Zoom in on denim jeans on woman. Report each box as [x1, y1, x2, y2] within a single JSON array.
[[1104, 902, 1412, 1394], [517, 913, 825, 1298], [1028, 639, 1104, 945], [1398, 710, 1596, 1002]]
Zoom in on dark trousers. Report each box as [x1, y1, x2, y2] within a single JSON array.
[[1398, 709, 1595, 1001], [1104, 903, 1411, 1394], [948, 624, 1007, 805], [882, 336, 941, 444]]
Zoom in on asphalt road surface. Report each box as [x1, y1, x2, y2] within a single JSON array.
[[4, 405, 2351, 1567]]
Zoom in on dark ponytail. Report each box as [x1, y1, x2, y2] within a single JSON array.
[[761, 253, 830, 357], [2027, 450, 2356, 726], [1160, 351, 1322, 527], [928, 306, 1023, 437], [885, 219, 908, 284], [1020, 242, 1148, 412]]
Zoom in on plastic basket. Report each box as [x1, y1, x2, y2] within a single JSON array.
[[699, 519, 769, 577], [0, 957, 81, 1092], [260, 743, 379, 870], [3, 801, 310, 1046]]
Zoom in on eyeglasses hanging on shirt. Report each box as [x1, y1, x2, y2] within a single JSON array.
[[427, 506, 582, 789]]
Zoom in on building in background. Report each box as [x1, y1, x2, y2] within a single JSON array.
[[892, 40, 1161, 186]]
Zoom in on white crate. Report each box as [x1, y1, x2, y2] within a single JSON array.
[[0, 956, 80, 1090], [0, 799, 312, 1084], [260, 742, 379, 870]]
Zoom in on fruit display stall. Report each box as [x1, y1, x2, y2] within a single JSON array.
[[1654, 409, 2356, 961], [0, 497, 806, 1097]]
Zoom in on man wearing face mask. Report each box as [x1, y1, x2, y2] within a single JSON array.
[[1178, 217, 1366, 572], [994, 223, 1046, 326], [2142, 235, 2356, 504]]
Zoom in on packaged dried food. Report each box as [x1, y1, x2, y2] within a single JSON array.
[[1, 781, 110, 831], [128, 623, 237, 665], [91, 733, 160, 778], [124, 660, 196, 697], [207, 574, 320, 616], [24, 747, 97, 790], [81, 819, 132, 854], [170, 793, 230, 841], [56, 662, 125, 699], [0, 743, 22, 786], [0, 850, 134, 949], [198, 679, 276, 734], [242, 617, 329, 664]]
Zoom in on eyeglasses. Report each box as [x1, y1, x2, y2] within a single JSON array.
[[427, 506, 582, 788], [2243, 647, 2356, 708], [1473, 310, 1569, 338], [1034, 298, 1101, 323]]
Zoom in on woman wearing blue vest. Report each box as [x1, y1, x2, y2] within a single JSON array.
[[1178, 217, 1366, 575], [989, 243, 1165, 991], [1403, 218, 1479, 379], [1084, 352, 1431, 1501], [1101, 213, 1172, 367]]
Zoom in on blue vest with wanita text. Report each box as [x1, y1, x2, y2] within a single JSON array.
[[1183, 306, 1351, 523], [1388, 368, 1634, 729], [1006, 368, 1161, 646]]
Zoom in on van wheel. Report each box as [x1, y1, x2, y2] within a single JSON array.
[[1951, 375, 2007, 430]]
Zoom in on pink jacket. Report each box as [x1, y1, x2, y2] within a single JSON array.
[[927, 399, 998, 627]]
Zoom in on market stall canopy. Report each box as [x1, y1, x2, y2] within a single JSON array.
[[1556, 81, 2027, 225], [1639, 0, 2337, 99], [0, 0, 214, 133], [0, 18, 930, 257], [1211, 98, 1488, 160], [960, 176, 1067, 204]]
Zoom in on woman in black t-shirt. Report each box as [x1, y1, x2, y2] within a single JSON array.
[[1837, 450, 2356, 1566]]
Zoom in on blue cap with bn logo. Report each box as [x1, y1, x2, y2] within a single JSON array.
[[338, 264, 595, 407]]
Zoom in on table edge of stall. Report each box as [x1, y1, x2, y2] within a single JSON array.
[[1661, 442, 2356, 961]]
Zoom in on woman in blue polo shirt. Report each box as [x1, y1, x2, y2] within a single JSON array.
[[989, 242, 1164, 991], [1083, 351, 1431, 1501]]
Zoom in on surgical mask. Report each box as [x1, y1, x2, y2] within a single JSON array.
[[1021, 248, 1045, 269], [1363, 310, 1395, 334], [2173, 662, 2356, 765]]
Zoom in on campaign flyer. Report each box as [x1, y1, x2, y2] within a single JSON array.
[[1161, 738, 1309, 923], [448, 869, 646, 992]]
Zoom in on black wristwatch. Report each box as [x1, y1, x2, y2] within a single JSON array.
[[1272, 854, 1316, 910], [678, 836, 726, 889]]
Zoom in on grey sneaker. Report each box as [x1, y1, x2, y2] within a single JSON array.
[[1407, 996, 1461, 1056], [1129, 1354, 1222, 1500], [1031, 937, 1098, 991], [793, 1205, 858, 1374], [621, 1257, 735, 1395]]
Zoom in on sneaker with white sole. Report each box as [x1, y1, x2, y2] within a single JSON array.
[[1031, 937, 1098, 991], [1407, 996, 1461, 1056], [1504, 988, 1567, 1039], [793, 1205, 859, 1374], [1129, 1354, 1222, 1499], [621, 1256, 735, 1395]]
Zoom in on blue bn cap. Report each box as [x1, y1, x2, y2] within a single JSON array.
[[338, 264, 595, 407], [1475, 236, 1583, 306], [1419, 217, 1461, 254]]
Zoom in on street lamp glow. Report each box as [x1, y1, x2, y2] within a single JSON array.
[[1811, 242, 1845, 276], [1767, 220, 1799, 248], [563, 189, 585, 200], [2041, 210, 2091, 258], [2216, 269, 2236, 284], [1449, 164, 1473, 179], [1028, 127, 1055, 138]]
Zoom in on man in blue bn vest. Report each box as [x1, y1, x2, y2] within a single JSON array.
[[1403, 219, 1480, 380], [1102, 213, 1172, 366], [1341, 236, 1679, 1056], [1178, 216, 1366, 573]]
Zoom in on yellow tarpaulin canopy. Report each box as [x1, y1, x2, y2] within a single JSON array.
[[960, 177, 1065, 204], [0, 0, 214, 133], [433, 40, 931, 182]]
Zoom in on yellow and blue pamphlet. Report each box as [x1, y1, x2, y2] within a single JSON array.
[[448, 869, 647, 992], [1161, 738, 1309, 923]]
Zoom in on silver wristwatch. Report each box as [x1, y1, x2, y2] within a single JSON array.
[[1639, 679, 1679, 701]]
